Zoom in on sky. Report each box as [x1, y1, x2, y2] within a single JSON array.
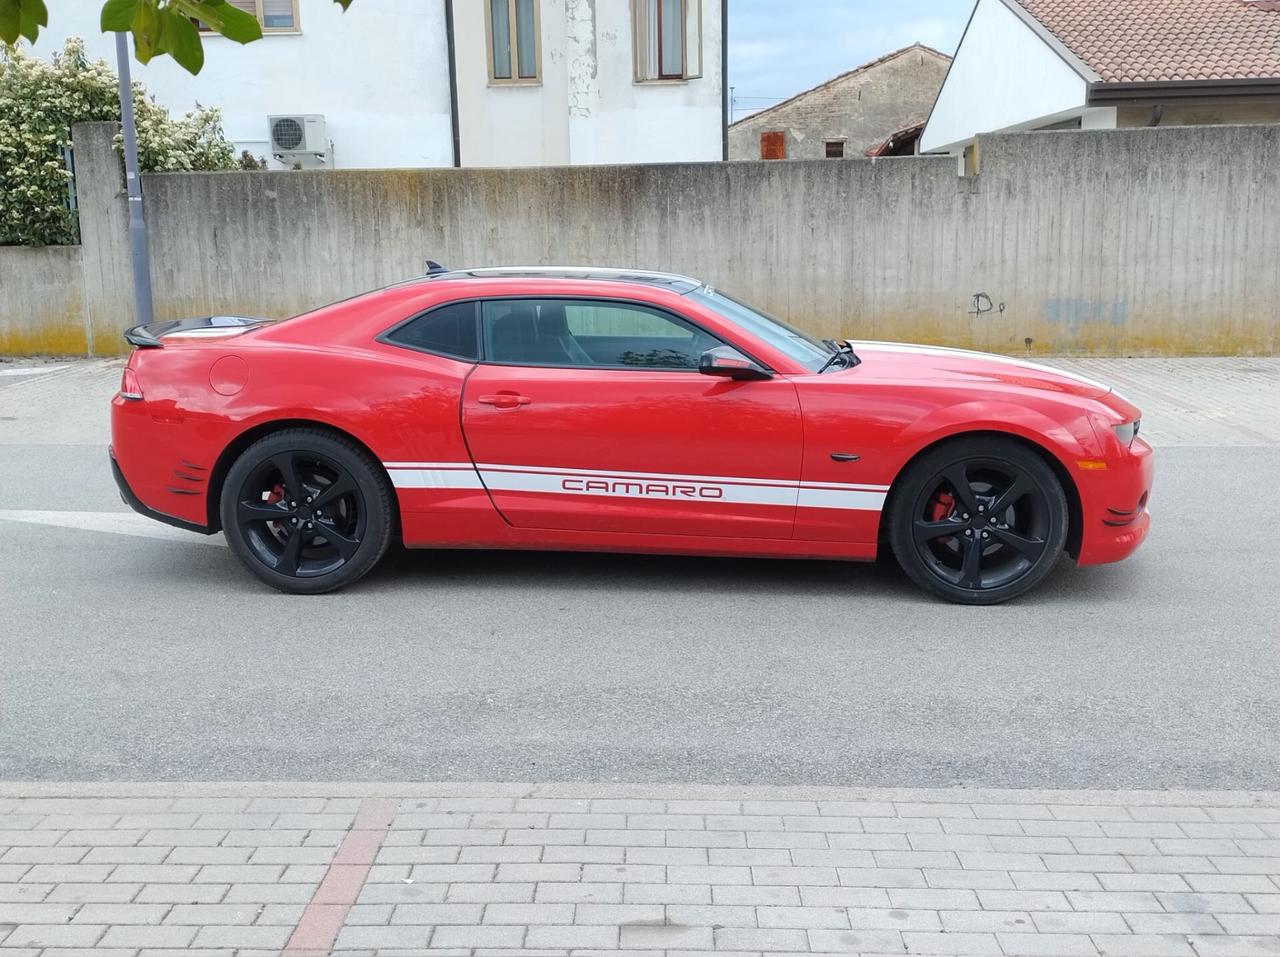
[[728, 0, 974, 122]]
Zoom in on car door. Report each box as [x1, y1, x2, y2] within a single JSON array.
[[460, 297, 804, 539]]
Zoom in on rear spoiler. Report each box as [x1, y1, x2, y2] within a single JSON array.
[[124, 315, 270, 349]]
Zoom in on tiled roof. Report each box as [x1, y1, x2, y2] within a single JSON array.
[[1009, 0, 1280, 83]]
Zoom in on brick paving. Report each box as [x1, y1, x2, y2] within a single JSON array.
[[0, 785, 1278, 955]]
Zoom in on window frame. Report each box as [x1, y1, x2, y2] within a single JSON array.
[[377, 301, 483, 363], [195, 0, 300, 34], [474, 295, 763, 373], [485, 0, 542, 86], [633, 0, 703, 83]]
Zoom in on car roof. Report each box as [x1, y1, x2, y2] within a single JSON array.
[[415, 266, 705, 295]]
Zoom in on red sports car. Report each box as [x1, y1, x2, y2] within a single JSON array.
[[110, 267, 1152, 604]]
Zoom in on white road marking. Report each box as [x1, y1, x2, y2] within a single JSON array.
[[0, 365, 68, 377], [0, 510, 225, 546]]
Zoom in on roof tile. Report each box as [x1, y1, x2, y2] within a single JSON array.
[[1011, 0, 1280, 82]]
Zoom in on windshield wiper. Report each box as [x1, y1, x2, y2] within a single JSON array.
[[818, 339, 859, 374]]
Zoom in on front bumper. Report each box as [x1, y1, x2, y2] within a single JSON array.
[[110, 447, 213, 535], [1076, 436, 1154, 566]]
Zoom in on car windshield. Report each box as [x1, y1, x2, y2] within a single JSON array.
[[689, 288, 833, 372]]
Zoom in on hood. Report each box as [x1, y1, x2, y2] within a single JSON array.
[[849, 342, 1114, 400]]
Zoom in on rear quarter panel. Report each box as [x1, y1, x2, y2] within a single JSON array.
[[112, 339, 474, 529]]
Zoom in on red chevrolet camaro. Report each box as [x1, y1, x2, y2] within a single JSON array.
[[110, 267, 1152, 604]]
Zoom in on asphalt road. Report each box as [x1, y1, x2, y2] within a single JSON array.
[[1, 358, 1278, 787]]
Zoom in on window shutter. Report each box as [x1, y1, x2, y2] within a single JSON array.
[[634, 0, 657, 81], [682, 0, 702, 78], [760, 131, 785, 160]]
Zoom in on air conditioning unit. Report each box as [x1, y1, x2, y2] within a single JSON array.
[[268, 114, 327, 159]]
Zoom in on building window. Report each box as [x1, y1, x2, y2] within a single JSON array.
[[760, 131, 785, 160], [634, 0, 703, 82], [825, 140, 845, 159], [487, 0, 541, 83], [198, 0, 299, 33]]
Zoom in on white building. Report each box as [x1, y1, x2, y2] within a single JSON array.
[[39, 0, 727, 169], [921, 0, 1280, 164]]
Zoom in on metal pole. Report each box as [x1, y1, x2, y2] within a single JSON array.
[[114, 31, 153, 326]]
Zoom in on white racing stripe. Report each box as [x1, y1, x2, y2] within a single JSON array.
[[382, 466, 485, 490], [797, 487, 889, 511], [384, 462, 888, 511]]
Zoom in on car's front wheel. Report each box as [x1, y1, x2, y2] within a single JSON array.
[[219, 428, 393, 594], [887, 437, 1069, 605]]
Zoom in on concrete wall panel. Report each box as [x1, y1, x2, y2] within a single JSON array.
[[0, 246, 88, 354], [3, 123, 1278, 357]]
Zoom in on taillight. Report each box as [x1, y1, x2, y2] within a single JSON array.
[[120, 367, 143, 401]]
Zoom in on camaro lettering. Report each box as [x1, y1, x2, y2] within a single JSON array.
[[562, 478, 725, 500]]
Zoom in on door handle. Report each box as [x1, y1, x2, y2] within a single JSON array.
[[478, 393, 532, 410]]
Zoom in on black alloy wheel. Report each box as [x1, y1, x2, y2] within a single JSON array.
[[888, 437, 1069, 604], [220, 429, 393, 594]]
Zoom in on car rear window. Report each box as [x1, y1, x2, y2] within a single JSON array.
[[384, 302, 479, 360]]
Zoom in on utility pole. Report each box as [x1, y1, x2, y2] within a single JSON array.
[[114, 32, 154, 327]]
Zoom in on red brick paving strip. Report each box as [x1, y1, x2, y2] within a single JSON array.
[[283, 797, 399, 956]]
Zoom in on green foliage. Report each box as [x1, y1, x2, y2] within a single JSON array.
[[2, 0, 356, 74], [0, 37, 235, 246]]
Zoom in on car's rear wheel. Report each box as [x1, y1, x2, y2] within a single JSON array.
[[887, 437, 1069, 605], [219, 429, 393, 594]]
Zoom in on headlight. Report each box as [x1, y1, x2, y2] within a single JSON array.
[[1113, 420, 1140, 446]]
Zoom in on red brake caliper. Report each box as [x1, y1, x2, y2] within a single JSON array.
[[266, 483, 285, 531], [928, 490, 956, 539]]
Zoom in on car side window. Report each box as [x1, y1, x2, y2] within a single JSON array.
[[384, 302, 479, 360], [481, 298, 715, 370]]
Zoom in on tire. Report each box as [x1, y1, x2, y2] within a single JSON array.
[[887, 436, 1070, 605], [219, 428, 393, 594]]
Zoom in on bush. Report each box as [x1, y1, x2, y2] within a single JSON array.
[[0, 37, 236, 246], [236, 150, 268, 170]]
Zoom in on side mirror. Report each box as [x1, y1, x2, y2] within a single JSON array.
[[698, 346, 773, 381]]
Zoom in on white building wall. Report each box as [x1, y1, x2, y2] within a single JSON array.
[[566, 0, 723, 165], [454, 0, 572, 167], [455, 0, 722, 167], [920, 0, 1088, 155], [33, 0, 455, 169], [36, 0, 721, 169]]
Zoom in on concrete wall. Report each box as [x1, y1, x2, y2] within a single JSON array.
[[3, 122, 1278, 357], [0, 246, 87, 354], [34, 0, 455, 169], [728, 46, 949, 161]]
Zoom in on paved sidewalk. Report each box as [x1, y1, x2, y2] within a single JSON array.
[[2, 784, 1279, 956]]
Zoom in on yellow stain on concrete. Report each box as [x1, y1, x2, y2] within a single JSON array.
[[0, 319, 90, 357]]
